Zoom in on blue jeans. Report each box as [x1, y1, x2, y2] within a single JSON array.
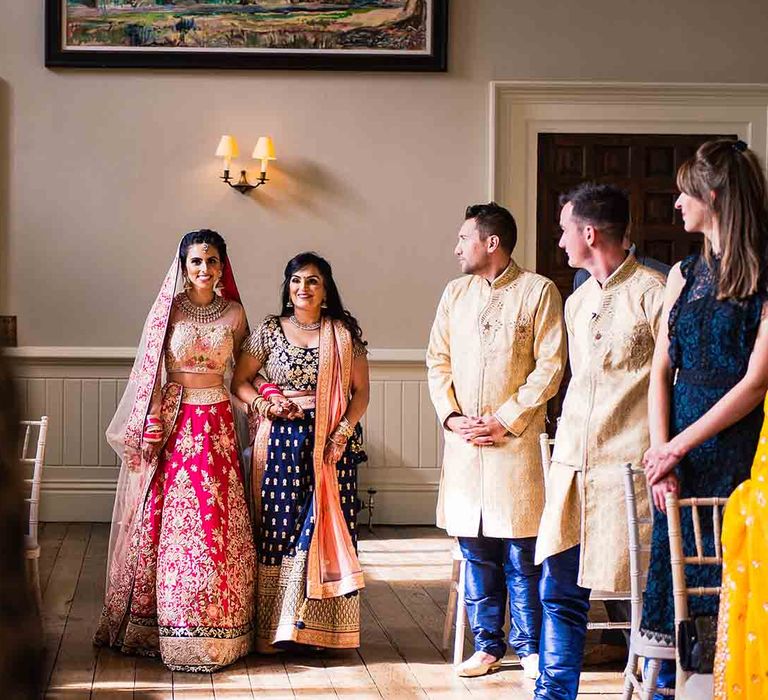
[[457, 534, 541, 660], [535, 545, 591, 700]]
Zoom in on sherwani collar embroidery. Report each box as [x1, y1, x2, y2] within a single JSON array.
[[600, 253, 639, 291], [489, 258, 521, 289]]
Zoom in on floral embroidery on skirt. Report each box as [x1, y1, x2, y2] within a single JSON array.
[[254, 410, 365, 651], [96, 397, 255, 672]]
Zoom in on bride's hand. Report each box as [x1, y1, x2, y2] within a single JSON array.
[[124, 447, 143, 471]]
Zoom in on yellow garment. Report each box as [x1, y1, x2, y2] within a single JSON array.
[[535, 254, 666, 591], [426, 259, 566, 538], [714, 397, 768, 699]]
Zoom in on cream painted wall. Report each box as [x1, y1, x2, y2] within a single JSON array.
[[3, 1, 768, 348]]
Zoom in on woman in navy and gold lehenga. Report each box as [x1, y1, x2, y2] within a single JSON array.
[[232, 252, 369, 652]]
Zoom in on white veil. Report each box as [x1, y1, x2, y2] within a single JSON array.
[[98, 240, 248, 645]]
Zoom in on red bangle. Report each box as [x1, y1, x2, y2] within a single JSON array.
[[259, 382, 280, 397], [261, 386, 284, 400]]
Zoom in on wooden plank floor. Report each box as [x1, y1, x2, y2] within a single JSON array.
[[42, 524, 624, 699]]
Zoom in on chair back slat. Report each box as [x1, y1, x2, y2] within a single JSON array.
[[683, 556, 721, 566], [19, 417, 48, 549], [713, 505, 722, 560], [622, 463, 651, 632], [691, 503, 704, 559], [688, 586, 721, 597], [21, 424, 31, 462], [539, 433, 553, 479]]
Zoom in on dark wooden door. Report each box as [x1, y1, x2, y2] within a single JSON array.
[[536, 132, 736, 302]]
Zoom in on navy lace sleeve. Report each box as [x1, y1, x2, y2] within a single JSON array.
[[667, 254, 700, 369]]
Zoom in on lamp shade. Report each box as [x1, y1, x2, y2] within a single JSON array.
[[252, 136, 276, 161], [215, 135, 239, 159]]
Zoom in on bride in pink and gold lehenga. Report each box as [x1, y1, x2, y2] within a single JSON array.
[[94, 230, 255, 672]]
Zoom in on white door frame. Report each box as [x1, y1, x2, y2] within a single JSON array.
[[489, 81, 768, 271]]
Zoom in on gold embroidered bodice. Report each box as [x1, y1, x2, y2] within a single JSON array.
[[164, 294, 248, 377], [242, 315, 367, 392]]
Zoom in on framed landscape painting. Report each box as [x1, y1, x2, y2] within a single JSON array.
[[45, 0, 448, 71]]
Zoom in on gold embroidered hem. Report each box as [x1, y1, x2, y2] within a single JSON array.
[[256, 552, 361, 650], [160, 632, 253, 673], [122, 614, 160, 655], [181, 384, 229, 405], [101, 616, 253, 673]]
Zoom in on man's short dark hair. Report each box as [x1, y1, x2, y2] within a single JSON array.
[[465, 202, 518, 253], [559, 183, 629, 243]]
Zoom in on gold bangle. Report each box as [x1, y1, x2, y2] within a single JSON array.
[[337, 417, 354, 439], [251, 396, 272, 417]]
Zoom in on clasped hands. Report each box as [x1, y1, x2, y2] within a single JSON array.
[[265, 394, 304, 420], [642, 438, 686, 513], [446, 414, 508, 446], [255, 382, 304, 420]]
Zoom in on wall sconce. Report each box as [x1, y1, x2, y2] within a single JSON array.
[[215, 134, 276, 195]]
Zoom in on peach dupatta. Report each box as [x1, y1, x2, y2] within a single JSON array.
[[306, 318, 365, 599], [251, 317, 365, 601]]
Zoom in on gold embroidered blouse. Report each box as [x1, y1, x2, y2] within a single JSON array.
[[164, 294, 248, 376], [242, 316, 367, 392], [535, 255, 665, 592]]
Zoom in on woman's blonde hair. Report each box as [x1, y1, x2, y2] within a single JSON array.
[[677, 139, 768, 299]]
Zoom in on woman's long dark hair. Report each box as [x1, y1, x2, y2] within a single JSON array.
[[279, 252, 366, 345]]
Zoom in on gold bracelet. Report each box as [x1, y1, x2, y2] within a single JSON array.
[[337, 417, 355, 439], [251, 396, 272, 417]]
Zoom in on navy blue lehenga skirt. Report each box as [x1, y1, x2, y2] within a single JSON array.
[[254, 409, 366, 650]]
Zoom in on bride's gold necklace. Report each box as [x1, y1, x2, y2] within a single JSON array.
[[176, 292, 229, 323]]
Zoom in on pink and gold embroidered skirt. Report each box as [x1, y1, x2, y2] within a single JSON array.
[[98, 386, 256, 672]]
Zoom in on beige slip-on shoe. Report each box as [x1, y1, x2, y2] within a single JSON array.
[[455, 651, 502, 677], [520, 652, 540, 680]]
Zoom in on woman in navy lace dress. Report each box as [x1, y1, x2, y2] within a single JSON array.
[[638, 140, 768, 692]]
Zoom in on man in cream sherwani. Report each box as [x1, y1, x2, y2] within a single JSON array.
[[534, 183, 665, 700], [427, 202, 566, 679]]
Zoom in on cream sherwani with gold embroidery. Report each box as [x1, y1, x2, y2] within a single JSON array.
[[535, 255, 665, 592], [427, 260, 566, 539]]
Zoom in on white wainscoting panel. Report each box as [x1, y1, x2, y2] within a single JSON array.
[[9, 348, 442, 524]]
